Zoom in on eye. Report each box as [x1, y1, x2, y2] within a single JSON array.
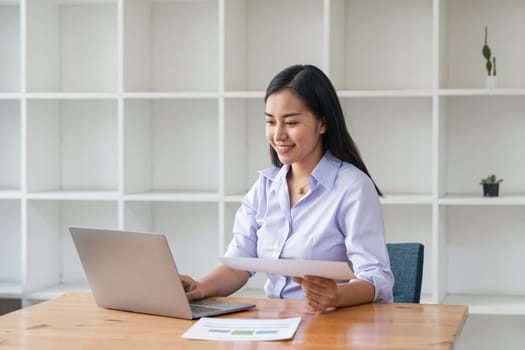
[[265, 119, 275, 126], [285, 121, 298, 126]]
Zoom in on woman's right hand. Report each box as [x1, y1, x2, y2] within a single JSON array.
[[179, 275, 206, 301]]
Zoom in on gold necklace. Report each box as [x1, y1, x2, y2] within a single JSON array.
[[289, 180, 309, 196], [297, 183, 309, 195], [288, 172, 309, 196]]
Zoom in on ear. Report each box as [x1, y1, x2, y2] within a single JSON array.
[[319, 117, 327, 134]]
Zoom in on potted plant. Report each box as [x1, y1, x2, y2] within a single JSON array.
[[480, 174, 503, 197], [482, 26, 497, 88]]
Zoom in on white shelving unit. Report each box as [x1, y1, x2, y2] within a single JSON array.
[[1, 1, 524, 325]]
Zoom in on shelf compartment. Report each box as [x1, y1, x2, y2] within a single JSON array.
[[441, 96, 525, 196], [0, 199, 21, 297], [124, 98, 218, 194], [224, 0, 324, 91], [383, 205, 433, 298], [329, 0, 433, 90], [26, 99, 118, 192], [26, 0, 117, 92], [0, 99, 20, 191], [123, 201, 219, 279], [123, 0, 218, 92], [224, 98, 270, 196], [342, 97, 433, 195], [0, 2, 20, 92], [446, 206, 525, 297], [25, 200, 118, 294], [441, 0, 525, 89]]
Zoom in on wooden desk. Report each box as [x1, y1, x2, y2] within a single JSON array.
[[0, 292, 467, 349]]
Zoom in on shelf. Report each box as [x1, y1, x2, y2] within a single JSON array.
[[26, 191, 119, 201], [26, 92, 118, 100], [26, 99, 118, 192], [124, 92, 219, 99], [0, 99, 20, 191], [380, 194, 433, 205], [444, 294, 525, 315], [0, 93, 21, 99], [439, 194, 525, 206], [223, 91, 265, 99], [337, 90, 433, 98], [124, 0, 218, 92], [0, 190, 21, 199], [224, 195, 244, 203], [0, 2, 20, 92], [26, 0, 117, 92], [124, 98, 219, 193], [439, 88, 525, 96], [25, 283, 90, 302], [0, 282, 22, 299], [124, 191, 219, 203]]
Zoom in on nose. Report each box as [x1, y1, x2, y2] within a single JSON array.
[[274, 123, 287, 142]]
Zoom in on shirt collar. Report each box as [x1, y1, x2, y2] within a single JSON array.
[[311, 151, 341, 190], [260, 152, 341, 193]]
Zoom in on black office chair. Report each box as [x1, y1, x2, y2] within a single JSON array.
[[386, 243, 424, 303]]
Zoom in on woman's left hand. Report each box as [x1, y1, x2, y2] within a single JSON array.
[[293, 275, 338, 312]]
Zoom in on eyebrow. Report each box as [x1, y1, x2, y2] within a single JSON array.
[[264, 112, 302, 118]]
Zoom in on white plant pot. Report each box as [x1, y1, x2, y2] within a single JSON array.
[[486, 76, 496, 89]]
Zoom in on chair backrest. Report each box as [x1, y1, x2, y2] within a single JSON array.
[[386, 243, 424, 303]]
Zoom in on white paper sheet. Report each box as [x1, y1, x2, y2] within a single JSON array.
[[182, 317, 302, 341], [219, 257, 355, 280]]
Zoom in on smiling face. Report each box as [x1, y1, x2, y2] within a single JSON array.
[[265, 88, 326, 171]]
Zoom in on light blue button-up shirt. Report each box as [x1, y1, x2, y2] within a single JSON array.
[[224, 152, 394, 302]]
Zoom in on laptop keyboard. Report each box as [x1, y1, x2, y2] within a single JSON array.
[[190, 304, 221, 316]]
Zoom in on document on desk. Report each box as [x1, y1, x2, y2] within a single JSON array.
[[219, 257, 355, 280], [182, 317, 301, 341]]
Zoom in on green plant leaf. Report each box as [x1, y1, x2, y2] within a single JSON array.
[[486, 61, 492, 75], [482, 45, 491, 60]]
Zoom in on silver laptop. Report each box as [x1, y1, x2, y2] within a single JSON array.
[[69, 227, 255, 319]]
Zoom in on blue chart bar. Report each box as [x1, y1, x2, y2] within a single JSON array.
[[255, 330, 279, 334]]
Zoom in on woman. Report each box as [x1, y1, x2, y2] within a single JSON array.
[[181, 64, 393, 311]]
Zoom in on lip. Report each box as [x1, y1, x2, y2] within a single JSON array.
[[273, 144, 294, 154]]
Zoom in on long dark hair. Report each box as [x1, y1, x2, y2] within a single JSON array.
[[264, 64, 382, 196]]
